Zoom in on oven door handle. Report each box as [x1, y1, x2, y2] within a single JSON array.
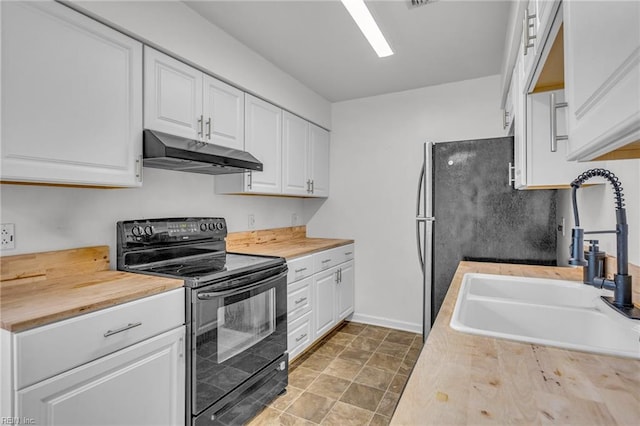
[[196, 270, 287, 300]]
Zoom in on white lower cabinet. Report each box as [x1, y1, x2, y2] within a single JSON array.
[[314, 267, 338, 338], [286, 245, 355, 361], [337, 260, 355, 321], [287, 311, 313, 361], [17, 327, 185, 426], [3, 289, 186, 425]]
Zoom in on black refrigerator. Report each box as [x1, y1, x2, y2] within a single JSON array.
[[416, 137, 557, 339]]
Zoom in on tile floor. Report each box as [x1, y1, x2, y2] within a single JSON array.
[[248, 322, 423, 425]]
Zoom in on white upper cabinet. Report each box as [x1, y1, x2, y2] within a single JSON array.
[[144, 47, 202, 140], [243, 94, 283, 193], [563, 1, 640, 160], [282, 113, 330, 197], [144, 47, 244, 149], [522, 89, 602, 187], [1, 1, 143, 187], [217, 95, 330, 197], [282, 111, 310, 196], [202, 75, 245, 150], [522, 1, 557, 90], [309, 124, 330, 197]]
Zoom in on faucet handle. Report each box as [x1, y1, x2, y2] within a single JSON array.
[[586, 240, 600, 251]]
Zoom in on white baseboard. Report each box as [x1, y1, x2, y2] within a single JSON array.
[[348, 313, 422, 334]]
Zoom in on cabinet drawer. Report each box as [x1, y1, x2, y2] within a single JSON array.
[[15, 288, 185, 389], [313, 245, 354, 272], [287, 255, 314, 283], [338, 244, 355, 264], [287, 311, 313, 360], [287, 276, 312, 322], [314, 248, 339, 272]]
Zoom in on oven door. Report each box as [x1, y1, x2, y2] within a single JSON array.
[[191, 268, 287, 416]]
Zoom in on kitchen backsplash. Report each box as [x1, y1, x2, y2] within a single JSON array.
[[0, 167, 310, 263]]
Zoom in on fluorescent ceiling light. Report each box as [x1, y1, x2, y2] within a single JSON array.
[[340, 0, 394, 58]]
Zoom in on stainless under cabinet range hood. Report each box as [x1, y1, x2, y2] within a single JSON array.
[[143, 129, 263, 175]]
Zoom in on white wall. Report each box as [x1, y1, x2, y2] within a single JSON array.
[[556, 159, 640, 267], [305, 75, 504, 333], [67, 0, 331, 129], [0, 169, 305, 263]]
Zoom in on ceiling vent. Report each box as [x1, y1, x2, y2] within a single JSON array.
[[409, 0, 434, 8]]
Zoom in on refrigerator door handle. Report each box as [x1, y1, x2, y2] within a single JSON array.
[[416, 160, 426, 269]]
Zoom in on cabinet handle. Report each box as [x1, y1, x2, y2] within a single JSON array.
[[295, 333, 308, 342], [508, 162, 515, 187], [321, 259, 331, 264], [306, 179, 311, 193], [295, 267, 308, 273], [294, 297, 308, 305], [549, 92, 569, 153], [197, 115, 204, 138], [502, 110, 511, 130], [311, 180, 314, 194], [206, 117, 212, 140], [344, 251, 353, 256], [104, 322, 142, 338], [339, 268, 342, 283], [523, 8, 537, 56], [335, 270, 340, 283], [247, 171, 252, 190]]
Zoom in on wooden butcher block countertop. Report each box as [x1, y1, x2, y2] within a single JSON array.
[[0, 246, 183, 332], [227, 226, 353, 260], [391, 262, 640, 426]]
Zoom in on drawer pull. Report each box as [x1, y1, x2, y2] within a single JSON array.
[[104, 322, 142, 338], [321, 259, 331, 264], [296, 333, 308, 342], [344, 251, 353, 256], [295, 297, 308, 305], [295, 267, 308, 273]]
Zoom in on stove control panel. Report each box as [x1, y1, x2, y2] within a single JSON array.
[[118, 218, 227, 244]]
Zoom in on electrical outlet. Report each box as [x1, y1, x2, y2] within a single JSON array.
[[558, 217, 566, 236], [248, 214, 255, 230], [291, 213, 298, 226], [1, 223, 15, 250]]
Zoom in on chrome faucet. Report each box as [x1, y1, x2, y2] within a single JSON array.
[[568, 168, 639, 320]]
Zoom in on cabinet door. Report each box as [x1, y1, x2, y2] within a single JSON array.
[[282, 111, 310, 196], [17, 327, 185, 426], [144, 47, 203, 140], [522, 0, 559, 91], [564, 1, 640, 160], [202, 75, 244, 150], [512, 49, 528, 189], [314, 267, 337, 337], [337, 261, 355, 321], [288, 276, 313, 323], [309, 124, 330, 198], [288, 311, 313, 361], [1, 1, 142, 187], [244, 94, 282, 193], [524, 90, 595, 187]]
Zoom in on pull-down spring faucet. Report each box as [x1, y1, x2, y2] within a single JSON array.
[[569, 168, 639, 320]]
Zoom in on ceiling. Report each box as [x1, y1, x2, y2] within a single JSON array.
[[184, 0, 511, 103]]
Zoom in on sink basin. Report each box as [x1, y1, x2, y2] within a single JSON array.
[[450, 273, 640, 359]]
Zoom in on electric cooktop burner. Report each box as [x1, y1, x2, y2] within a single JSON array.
[[116, 218, 285, 288]]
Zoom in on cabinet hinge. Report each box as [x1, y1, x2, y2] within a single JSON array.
[[135, 155, 143, 182]]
